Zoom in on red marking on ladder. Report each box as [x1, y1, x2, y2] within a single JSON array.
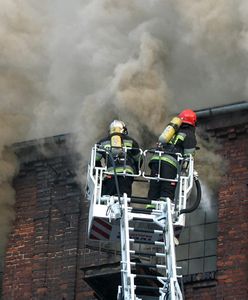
[[92, 224, 110, 239], [89, 218, 112, 240], [89, 233, 98, 240], [95, 218, 112, 230]]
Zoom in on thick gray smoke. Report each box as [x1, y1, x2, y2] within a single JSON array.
[[1, 0, 248, 256]]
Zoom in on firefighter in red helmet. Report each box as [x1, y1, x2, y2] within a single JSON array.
[[147, 109, 197, 204], [178, 109, 197, 127]]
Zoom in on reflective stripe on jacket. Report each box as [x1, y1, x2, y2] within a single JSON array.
[[150, 124, 196, 167], [149, 154, 178, 168], [95, 134, 141, 174]]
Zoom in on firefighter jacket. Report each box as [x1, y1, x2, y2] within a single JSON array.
[[95, 133, 141, 175], [149, 124, 197, 168]]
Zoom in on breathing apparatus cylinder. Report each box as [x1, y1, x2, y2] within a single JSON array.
[[110, 127, 122, 150], [159, 116, 182, 143]]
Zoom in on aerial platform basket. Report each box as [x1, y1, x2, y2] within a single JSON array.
[[86, 145, 195, 242]]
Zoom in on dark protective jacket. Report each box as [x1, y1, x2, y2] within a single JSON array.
[[95, 133, 141, 174], [150, 124, 197, 168]]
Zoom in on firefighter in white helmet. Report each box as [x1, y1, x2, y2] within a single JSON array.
[[95, 120, 141, 197]]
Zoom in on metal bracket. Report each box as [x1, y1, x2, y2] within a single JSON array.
[[106, 196, 122, 222]]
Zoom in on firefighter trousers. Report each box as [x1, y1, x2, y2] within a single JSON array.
[[148, 160, 177, 201], [102, 175, 134, 197]]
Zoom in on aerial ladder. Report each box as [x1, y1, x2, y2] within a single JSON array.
[[86, 145, 201, 300]]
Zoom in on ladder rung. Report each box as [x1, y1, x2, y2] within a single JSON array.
[[131, 239, 164, 246], [135, 285, 160, 292], [134, 274, 167, 281], [130, 196, 153, 204], [130, 210, 163, 218], [129, 227, 163, 234], [130, 250, 166, 257], [132, 217, 154, 222], [130, 261, 167, 269], [129, 208, 155, 214]]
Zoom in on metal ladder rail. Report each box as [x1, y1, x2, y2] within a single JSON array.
[[119, 195, 183, 300], [119, 193, 137, 300], [130, 200, 182, 300], [163, 199, 183, 300], [119, 195, 163, 300], [119, 196, 164, 300]]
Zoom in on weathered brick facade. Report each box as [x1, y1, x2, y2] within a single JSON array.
[[183, 109, 248, 299], [2, 137, 120, 300], [215, 127, 248, 300], [2, 107, 248, 300]]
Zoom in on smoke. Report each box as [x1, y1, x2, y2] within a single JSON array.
[[195, 133, 227, 194], [0, 151, 17, 257], [1, 0, 248, 256], [0, 150, 19, 259], [111, 33, 169, 137], [200, 181, 216, 212]]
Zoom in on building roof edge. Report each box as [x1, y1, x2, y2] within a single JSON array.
[[195, 101, 248, 118]]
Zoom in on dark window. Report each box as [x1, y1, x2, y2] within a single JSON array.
[[176, 192, 217, 275]]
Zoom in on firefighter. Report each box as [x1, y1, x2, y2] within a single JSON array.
[[95, 120, 141, 197], [147, 109, 197, 203]]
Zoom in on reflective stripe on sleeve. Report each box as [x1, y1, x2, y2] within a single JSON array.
[[170, 133, 186, 145], [123, 141, 132, 147]]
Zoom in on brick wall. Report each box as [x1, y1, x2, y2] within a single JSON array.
[[216, 130, 248, 300], [2, 114, 248, 300], [183, 119, 248, 299], [2, 139, 119, 300], [3, 166, 36, 299]]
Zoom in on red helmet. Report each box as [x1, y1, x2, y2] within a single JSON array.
[[178, 109, 197, 126]]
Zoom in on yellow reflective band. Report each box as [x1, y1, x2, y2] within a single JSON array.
[[169, 133, 185, 145], [150, 155, 178, 168], [107, 166, 134, 174], [123, 142, 132, 147], [176, 134, 185, 141]]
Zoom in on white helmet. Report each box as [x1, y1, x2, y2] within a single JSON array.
[[109, 120, 128, 134]]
